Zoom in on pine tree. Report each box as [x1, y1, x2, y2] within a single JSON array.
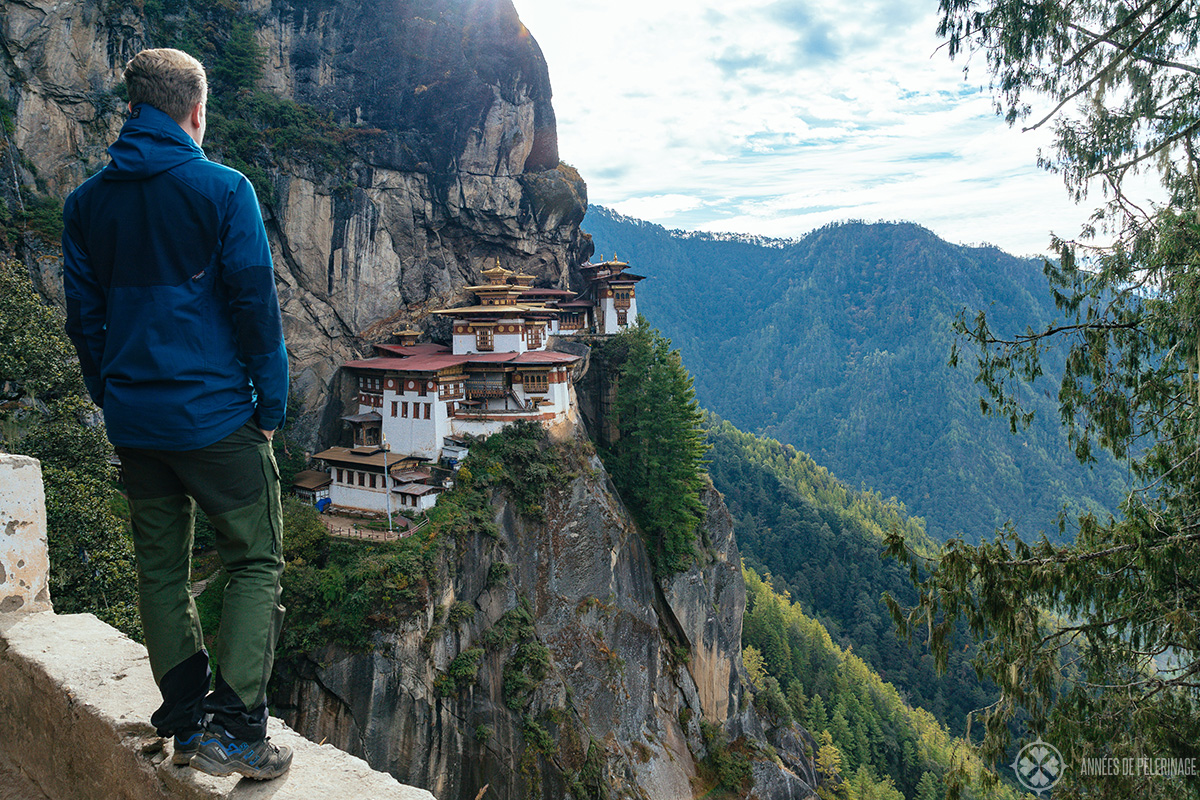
[[603, 320, 709, 574], [816, 730, 846, 800], [809, 693, 829, 734], [830, 707, 855, 770], [743, 645, 767, 690], [915, 771, 938, 800], [212, 20, 265, 93]]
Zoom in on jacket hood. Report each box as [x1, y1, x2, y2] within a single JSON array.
[[103, 103, 206, 181]]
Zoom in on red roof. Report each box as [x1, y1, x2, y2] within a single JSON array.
[[374, 343, 451, 357], [511, 351, 579, 364], [344, 355, 467, 372], [518, 287, 576, 297], [345, 349, 578, 373]]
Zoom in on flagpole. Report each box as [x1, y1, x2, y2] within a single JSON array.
[[383, 434, 393, 535]]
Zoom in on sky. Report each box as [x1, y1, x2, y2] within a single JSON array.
[[514, 0, 1101, 257]]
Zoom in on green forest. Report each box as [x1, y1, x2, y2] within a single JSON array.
[[704, 415, 998, 739], [742, 566, 1019, 800]]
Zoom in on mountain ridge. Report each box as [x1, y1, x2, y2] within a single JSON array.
[[584, 206, 1128, 544]]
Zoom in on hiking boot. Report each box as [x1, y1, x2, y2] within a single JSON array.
[[189, 725, 293, 780], [172, 729, 205, 765]]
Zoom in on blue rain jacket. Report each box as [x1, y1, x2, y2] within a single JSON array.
[[63, 103, 288, 450]]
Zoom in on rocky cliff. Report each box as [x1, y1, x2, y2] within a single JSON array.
[[0, 0, 591, 443], [276, 423, 821, 800]]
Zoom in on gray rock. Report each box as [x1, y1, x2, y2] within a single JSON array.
[[0, 0, 592, 446]]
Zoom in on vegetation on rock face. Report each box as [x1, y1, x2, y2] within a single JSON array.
[[595, 320, 710, 575], [0, 259, 139, 637], [134, 0, 377, 204], [277, 422, 557, 653], [462, 419, 563, 520]]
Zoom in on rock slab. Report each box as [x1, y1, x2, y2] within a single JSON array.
[[0, 611, 437, 800]]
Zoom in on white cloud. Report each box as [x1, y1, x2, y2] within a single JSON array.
[[611, 194, 706, 219], [515, 0, 1118, 256]]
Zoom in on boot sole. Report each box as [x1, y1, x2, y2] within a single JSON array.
[[190, 751, 292, 781]]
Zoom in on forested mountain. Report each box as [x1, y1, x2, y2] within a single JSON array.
[[586, 207, 1128, 543], [741, 566, 1018, 800], [706, 416, 996, 737]]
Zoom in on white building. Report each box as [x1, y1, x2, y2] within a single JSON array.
[[312, 446, 442, 515], [312, 259, 645, 515], [579, 256, 645, 334]]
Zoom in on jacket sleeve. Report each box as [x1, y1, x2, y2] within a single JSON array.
[[219, 177, 289, 431], [62, 194, 107, 408]]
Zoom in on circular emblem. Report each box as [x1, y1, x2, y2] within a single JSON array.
[[1011, 737, 1064, 795]]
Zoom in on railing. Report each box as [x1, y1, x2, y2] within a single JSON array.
[[321, 513, 424, 542], [466, 383, 507, 398]]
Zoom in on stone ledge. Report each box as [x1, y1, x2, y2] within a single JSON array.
[[0, 611, 436, 800]]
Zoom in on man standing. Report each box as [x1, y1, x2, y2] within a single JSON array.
[[62, 48, 292, 780]]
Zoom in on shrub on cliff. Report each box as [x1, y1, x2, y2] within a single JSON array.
[[0, 258, 139, 637], [598, 320, 709, 575]]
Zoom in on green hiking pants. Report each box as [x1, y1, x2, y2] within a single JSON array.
[[118, 420, 285, 714]]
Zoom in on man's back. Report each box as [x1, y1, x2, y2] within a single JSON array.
[[64, 104, 286, 451]]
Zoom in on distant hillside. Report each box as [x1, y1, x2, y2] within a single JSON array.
[[586, 207, 1127, 543], [706, 416, 996, 737], [742, 565, 1020, 800]]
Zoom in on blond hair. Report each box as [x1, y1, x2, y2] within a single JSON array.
[[123, 48, 208, 124]]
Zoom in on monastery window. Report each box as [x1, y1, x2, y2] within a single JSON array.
[[476, 328, 493, 351], [524, 373, 548, 393], [391, 401, 398, 417], [617, 310, 628, 326], [447, 402, 455, 416], [357, 472, 365, 487], [402, 402, 409, 418], [369, 474, 377, 489], [337, 469, 344, 483], [424, 403, 432, 420]]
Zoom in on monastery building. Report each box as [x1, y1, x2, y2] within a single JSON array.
[[311, 257, 643, 515]]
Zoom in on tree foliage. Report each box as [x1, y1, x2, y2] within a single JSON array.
[[0, 259, 138, 636], [884, 2, 1200, 797], [598, 320, 709, 575], [706, 416, 1001, 740]]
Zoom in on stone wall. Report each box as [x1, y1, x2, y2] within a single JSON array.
[[0, 453, 436, 800]]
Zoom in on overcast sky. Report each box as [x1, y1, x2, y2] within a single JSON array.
[[515, 0, 1102, 257]]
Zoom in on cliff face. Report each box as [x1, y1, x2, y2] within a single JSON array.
[[0, 0, 590, 443], [277, 425, 820, 800]]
